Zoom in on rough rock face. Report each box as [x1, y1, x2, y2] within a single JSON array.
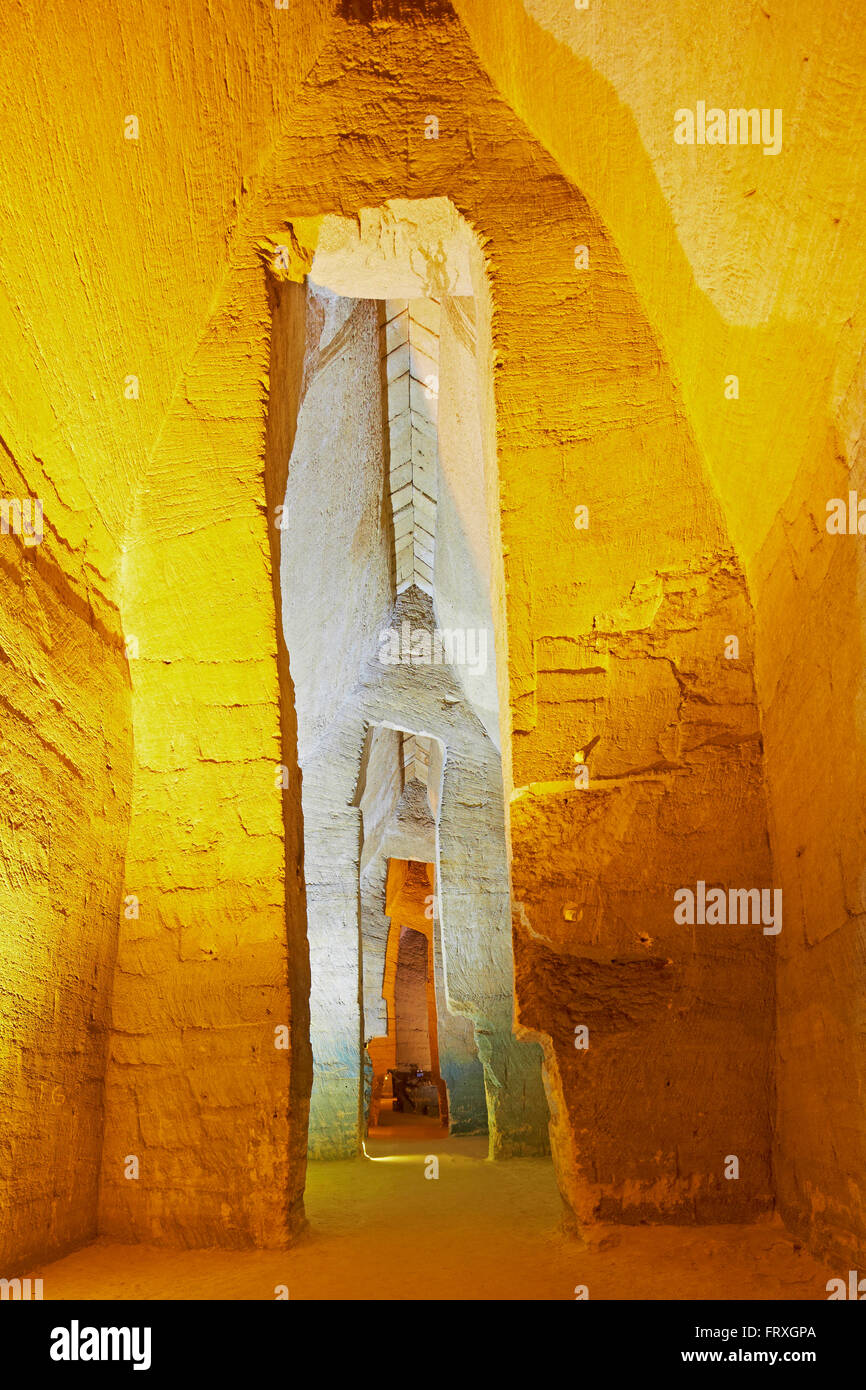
[[309, 582, 547, 1155], [395, 927, 432, 1070], [452, 0, 866, 1266], [512, 556, 774, 1224], [2, 0, 865, 1275], [0, 550, 131, 1269], [97, 266, 308, 1249]]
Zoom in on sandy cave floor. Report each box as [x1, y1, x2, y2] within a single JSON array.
[[32, 1128, 835, 1301]]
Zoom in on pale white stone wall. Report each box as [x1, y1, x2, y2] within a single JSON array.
[[280, 274, 548, 1159]]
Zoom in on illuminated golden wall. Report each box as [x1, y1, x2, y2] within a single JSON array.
[[454, 0, 866, 1263], [0, 0, 333, 1260]]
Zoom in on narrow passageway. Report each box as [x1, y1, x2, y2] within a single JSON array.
[[281, 242, 549, 1169], [5, 0, 866, 1323]]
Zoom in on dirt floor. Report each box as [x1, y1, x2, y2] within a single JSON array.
[[31, 1131, 834, 1300]]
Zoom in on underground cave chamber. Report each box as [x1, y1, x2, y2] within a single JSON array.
[[4, 0, 866, 1302]]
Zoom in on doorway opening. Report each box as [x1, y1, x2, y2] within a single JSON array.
[[367, 859, 448, 1140], [355, 719, 480, 1153]]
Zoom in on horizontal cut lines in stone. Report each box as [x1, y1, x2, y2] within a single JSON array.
[[383, 298, 440, 597], [402, 732, 432, 787]]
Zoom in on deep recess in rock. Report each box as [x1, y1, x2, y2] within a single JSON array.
[[2, 0, 865, 1299], [280, 267, 548, 1161]]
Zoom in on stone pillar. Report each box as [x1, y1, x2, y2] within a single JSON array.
[[437, 753, 549, 1153], [302, 759, 364, 1160]]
